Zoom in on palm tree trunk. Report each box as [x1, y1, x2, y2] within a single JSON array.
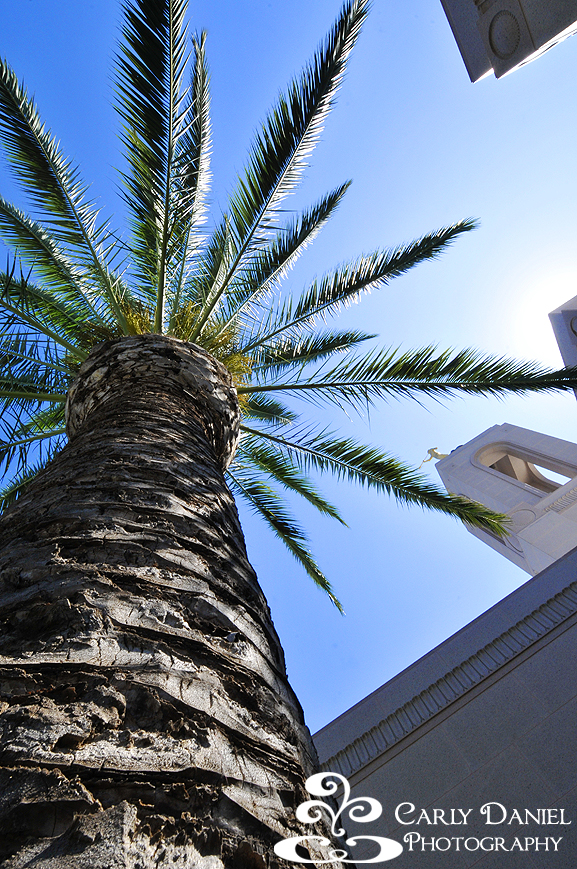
[[0, 336, 322, 867]]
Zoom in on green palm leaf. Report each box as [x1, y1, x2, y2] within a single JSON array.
[[250, 329, 376, 376], [2, 0, 577, 608], [206, 182, 351, 342], [0, 400, 66, 479], [239, 424, 510, 536], [187, 0, 369, 342], [241, 221, 477, 352], [242, 394, 299, 426], [1, 270, 111, 355], [0, 59, 126, 329], [0, 443, 65, 512], [168, 32, 212, 330], [228, 0, 366, 241], [0, 427, 65, 478], [0, 330, 72, 378], [0, 196, 112, 328], [0, 377, 67, 403], [116, 0, 196, 329], [237, 437, 345, 524], [228, 466, 343, 612], [240, 346, 577, 409]]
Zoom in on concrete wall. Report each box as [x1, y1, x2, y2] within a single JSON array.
[[314, 548, 577, 868]]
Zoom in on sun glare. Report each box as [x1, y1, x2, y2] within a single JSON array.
[[509, 269, 577, 367]]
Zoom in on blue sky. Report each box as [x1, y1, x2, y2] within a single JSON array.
[[2, 0, 577, 734]]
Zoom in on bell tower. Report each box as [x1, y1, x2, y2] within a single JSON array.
[[549, 293, 577, 369], [436, 423, 577, 575]]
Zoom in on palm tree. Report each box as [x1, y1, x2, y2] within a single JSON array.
[[0, 0, 576, 864]]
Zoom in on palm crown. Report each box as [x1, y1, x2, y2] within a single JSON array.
[[1, 0, 576, 610]]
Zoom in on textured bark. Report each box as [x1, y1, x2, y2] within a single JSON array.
[[0, 336, 329, 868]]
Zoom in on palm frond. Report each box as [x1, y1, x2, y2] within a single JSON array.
[[1, 271, 99, 357], [0, 196, 113, 328], [0, 378, 67, 403], [208, 182, 351, 342], [237, 437, 345, 523], [0, 399, 66, 478], [0, 332, 69, 429], [0, 59, 127, 329], [239, 424, 510, 536], [242, 394, 299, 426], [115, 0, 192, 328], [0, 427, 65, 478], [227, 466, 343, 611], [168, 31, 213, 331], [251, 329, 375, 376], [0, 441, 65, 512], [229, 0, 366, 243], [239, 346, 577, 409], [241, 221, 477, 352], [0, 329, 74, 378], [0, 393, 66, 494], [187, 0, 368, 342]]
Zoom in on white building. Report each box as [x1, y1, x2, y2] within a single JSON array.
[[313, 547, 577, 866], [440, 0, 577, 80], [436, 423, 577, 576], [312, 298, 577, 866]]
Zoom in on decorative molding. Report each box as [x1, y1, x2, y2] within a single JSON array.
[[321, 582, 577, 777], [544, 488, 577, 513]]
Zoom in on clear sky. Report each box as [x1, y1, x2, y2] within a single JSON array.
[[2, 0, 577, 734]]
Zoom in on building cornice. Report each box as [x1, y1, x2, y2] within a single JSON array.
[[320, 580, 577, 778]]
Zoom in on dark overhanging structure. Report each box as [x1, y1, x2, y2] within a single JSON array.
[[440, 0, 577, 80]]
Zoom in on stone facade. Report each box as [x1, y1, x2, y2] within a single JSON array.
[[313, 547, 577, 867], [440, 0, 577, 80], [436, 423, 577, 575]]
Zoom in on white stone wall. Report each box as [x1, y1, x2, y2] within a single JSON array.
[[314, 548, 577, 868], [441, 0, 577, 80], [436, 423, 577, 575]]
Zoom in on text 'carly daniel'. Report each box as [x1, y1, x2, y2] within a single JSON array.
[[394, 803, 572, 826]]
